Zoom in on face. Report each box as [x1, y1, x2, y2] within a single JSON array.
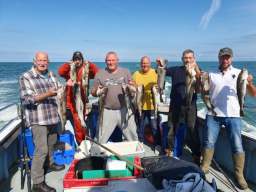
[[219, 55, 232, 71], [34, 52, 49, 73], [140, 57, 151, 73], [105, 53, 118, 72], [182, 52, 195, 66], [73, 58, 83, 67]]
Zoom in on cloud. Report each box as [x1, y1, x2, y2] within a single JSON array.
[[200, 0, 221, 30]]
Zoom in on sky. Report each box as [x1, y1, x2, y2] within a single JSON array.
[[0, 0, 256, 62]]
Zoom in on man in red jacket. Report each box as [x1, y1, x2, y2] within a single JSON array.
[[58, 51, 99, 144]]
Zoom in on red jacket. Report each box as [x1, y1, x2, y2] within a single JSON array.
[[58, 62, 99, 112]]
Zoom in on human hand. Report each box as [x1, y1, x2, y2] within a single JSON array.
[[67, 79, 75, 86], [156, 57, 165, 67], [96, 85, 107, 97], [248, 74, 253, 85], [48, 87, 58, 97]]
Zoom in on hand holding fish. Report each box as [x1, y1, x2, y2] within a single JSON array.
[[156, 57, 167, 68], [247, 74, 253, 85], [96, 85, 107, 97], [47, 87, 58, 97], [67, 79, 75, 86]]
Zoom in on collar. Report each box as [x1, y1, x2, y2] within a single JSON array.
[[31, 67, 49, 78], [218, 65, 233, 74]]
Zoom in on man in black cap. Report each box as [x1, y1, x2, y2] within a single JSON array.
[[200, 47, 252, 189], [58, 51, 99, 144]]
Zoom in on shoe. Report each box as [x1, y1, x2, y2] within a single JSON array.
[[32, 182, 56, 192], [233, 153, 248, 190], [47, 163, 65, 172], [200, 148, 214, 174]]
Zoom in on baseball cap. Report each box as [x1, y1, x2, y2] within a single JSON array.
[[72, 51, 84, 61], [218, 47, 233, 57]]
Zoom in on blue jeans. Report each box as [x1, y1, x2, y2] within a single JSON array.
[[173, 123, 187, 157], [138, 110, 158, 144], [203, 115, 244, 153]]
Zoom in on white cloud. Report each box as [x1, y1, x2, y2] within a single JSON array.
[[200, 0, 221, 30]]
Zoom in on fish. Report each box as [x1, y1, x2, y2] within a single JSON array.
[[98, 87, 108, 131], [151, 85, 160, 117], [48, 71, 67, 132], [122, 84, 136, 125], [185, 65, 196, 107], [135, 85, 144, 117], [75, 86, 86, 127], [157, 59, 168, 102], [56, 86, 67, 133], [81, 61, 90, 100], [70, 62, 78, 100], [237, 68, 248, 116], [200, 72, 216, 115]]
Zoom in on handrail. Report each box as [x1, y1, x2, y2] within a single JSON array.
[[0, 103, 16, 112]]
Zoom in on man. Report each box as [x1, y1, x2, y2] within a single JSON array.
[[58, 51, 99, 145], [157, 49, 201, 163], [201, 47, 249, 189], [19, 52, 64, 192], [132, 56, 158, 147], [247, 75, 256, 96], [91, 51, 138, 143]]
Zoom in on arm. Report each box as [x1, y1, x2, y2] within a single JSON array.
[[247, 75, 256, 97], [89, 62, 99, 79], [58, 63, 71, 80], [19, 76, 57, 105], [91, 73, 101, 97]]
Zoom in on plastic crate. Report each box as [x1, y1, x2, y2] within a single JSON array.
[[53, 131, 76, 165], [81, 156, 135, 179], [24, 128, 34, 158], [63, 156, 142, 189]]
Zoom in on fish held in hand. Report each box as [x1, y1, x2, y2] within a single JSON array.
[[200, 72, 216, 115], [185, 64, 196, 107], [56, 86, 67, 133], [237, 68, 248, 116], [157, 59, 168, 102]]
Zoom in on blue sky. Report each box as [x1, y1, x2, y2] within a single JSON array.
[[0, 0, 256, 62]]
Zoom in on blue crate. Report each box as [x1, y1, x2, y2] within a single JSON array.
[[24, 128, 35, 158], [53, 131, 76, 165]]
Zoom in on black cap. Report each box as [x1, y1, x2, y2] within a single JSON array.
[[72, 51, 84, 61], [218, 47, 233, 57]]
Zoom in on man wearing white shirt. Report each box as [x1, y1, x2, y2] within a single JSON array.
[[200, 47, 249, 189]]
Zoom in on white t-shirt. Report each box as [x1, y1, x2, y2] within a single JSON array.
[[208, 66, 241, 117]]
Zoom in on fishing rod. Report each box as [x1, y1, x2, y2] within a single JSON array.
[[17, 103, 32, 192], [85, 136, 144, 171]]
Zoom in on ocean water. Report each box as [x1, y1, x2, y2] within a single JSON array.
[[0, 61, 256, 130]]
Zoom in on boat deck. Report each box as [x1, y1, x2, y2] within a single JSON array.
[[1, 144, 255, 192]]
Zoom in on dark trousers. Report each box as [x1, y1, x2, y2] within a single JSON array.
[[168, 105, 201, 157], [31, 124, 57, 184], [138, 110, 158, 145]]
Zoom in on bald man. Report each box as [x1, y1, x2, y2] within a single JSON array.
[[19, 52, 64, 192]]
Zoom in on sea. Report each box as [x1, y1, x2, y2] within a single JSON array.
[[0, 61, 256, 131]]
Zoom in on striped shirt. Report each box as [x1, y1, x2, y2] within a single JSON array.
[[19, 67, 60, 126]]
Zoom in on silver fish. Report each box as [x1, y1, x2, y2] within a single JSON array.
[[185, 65, 196, 107], [75, 86, 86, 127], [157, 59, 168, 102], [56, 86, 67, 133], [81, 61, 90, 99], [151, 85, 160, 117], [200, 72, 216, 115], [135, 85, 144, 117], [98, 87, 108, 131], [70, 62, 77, 100], [122, 84, 136, 125], [237, 68, 248, 116]]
